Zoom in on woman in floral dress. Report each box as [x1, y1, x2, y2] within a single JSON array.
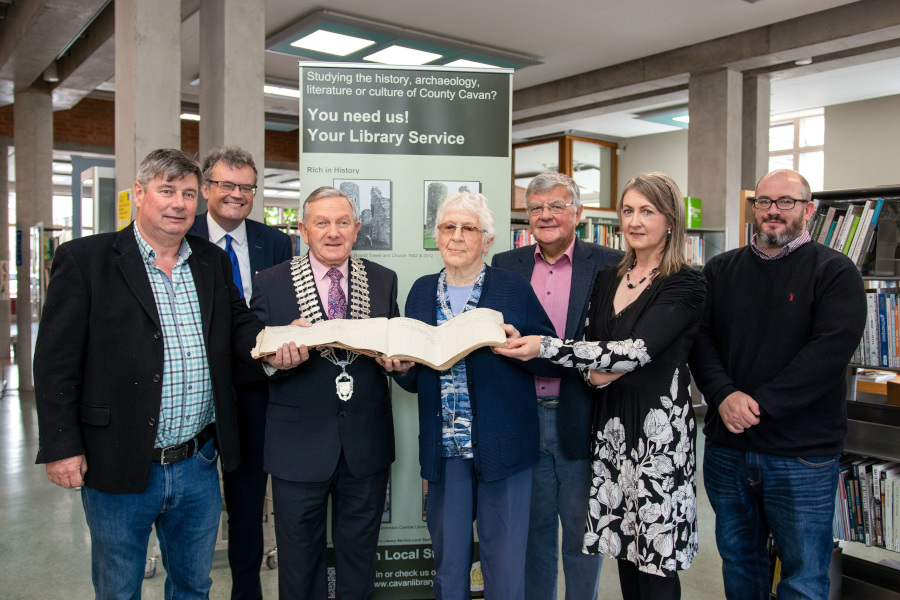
[[496, 172, 705, 600]]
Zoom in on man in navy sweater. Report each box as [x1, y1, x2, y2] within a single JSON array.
[[690, 169, 866, 600]]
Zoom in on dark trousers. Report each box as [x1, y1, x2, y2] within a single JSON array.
[[222, 386, 269, 600], [272, 452, 389, 600]]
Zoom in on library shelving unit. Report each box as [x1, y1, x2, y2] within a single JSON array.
[[814, 185, 900, 599]]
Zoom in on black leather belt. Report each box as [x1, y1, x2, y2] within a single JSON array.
[[537, 396, 560, 409], [152, 423, 216, 465]]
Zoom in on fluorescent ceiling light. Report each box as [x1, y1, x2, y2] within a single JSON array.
[[180, 113, 201, 121], [52, 175, 71, 185], [53, 161, 73, 174], [364, 46, 442, 66], [264, 85, 301, 98], [672, 115, 690, 124], [444, 59, 499, 69], [291, 30, 376, 56]]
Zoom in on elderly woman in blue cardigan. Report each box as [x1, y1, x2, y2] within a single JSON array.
[[380, 191, 556, 600]]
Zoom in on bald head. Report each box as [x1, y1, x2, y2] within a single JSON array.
[[756, 169, 811, 201]]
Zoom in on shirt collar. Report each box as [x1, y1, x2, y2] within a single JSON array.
[[308, 251, 349, 282], [750, 228, 812, 260], [207, 213, 247, 246], [134, 224, 191, 265], [534, 237, 576, 265]]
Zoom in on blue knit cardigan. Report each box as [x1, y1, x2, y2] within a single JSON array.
[[395, 266, 557, 483]]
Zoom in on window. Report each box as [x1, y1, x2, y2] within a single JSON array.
[[769, 110, 824, 191]]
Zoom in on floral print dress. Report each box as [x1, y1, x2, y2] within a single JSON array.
[[538, 266, 706, 577]]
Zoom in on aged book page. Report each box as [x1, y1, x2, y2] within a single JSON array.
[[251, 307, 507, 371]]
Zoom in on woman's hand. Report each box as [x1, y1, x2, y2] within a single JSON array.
[[589, 370, 625, 386], [376, 357, 414, 376], [493, 324, 542, 361]]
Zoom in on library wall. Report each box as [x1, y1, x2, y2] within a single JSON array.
[[824, 94, 900, 190], [616, 129, 688, 197]]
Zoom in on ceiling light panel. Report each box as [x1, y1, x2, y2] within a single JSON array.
[[364, 45, 442, 66], [291, 30, 376, 56]]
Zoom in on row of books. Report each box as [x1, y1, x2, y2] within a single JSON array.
[[576, 222, 623, 249], [809, 198, 885, 268], [684, 235, 705, 266], [511, 228, 534, 249], [834, 454, 900, 551], [855, 284, 900, 367]]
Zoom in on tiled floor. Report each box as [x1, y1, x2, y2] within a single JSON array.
[[2, 352, 727, 599]]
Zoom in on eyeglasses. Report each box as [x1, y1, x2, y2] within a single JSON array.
[[749, 196, 809, 210], [527, 200, 574, 216], [208, 179, 258, 197], [437, 223, 486, 237]]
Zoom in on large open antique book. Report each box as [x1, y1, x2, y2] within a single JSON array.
[[251, 307, 507, 371]]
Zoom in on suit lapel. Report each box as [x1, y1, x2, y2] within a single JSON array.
[[565, 239, 595, 339], [114, 225, 161, 329], [246, 220, 265, 274], [187, 240, 215, 340]]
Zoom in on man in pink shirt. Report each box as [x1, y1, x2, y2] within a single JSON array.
[[492, 172, 622, 600]]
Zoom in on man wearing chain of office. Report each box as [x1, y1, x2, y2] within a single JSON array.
[[250, 186, 400, 600]]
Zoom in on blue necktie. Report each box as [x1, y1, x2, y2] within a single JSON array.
[[224, 234, 244, 298]]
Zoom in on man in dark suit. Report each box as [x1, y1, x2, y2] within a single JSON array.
[[250, 186, 398, 600], [33, 149, 270, 599], [491, 172, 622, 600], [190, 146, 293, 600]]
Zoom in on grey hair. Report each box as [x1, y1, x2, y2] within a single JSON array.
[[201, 145, 258, 183], [525, 172, 581, 209], [434, 191, 496, 246], [135, 149, 202, 188], [301, 186, 359, 223]]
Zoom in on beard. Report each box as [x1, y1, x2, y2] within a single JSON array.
[[757, 213, 807, 248]]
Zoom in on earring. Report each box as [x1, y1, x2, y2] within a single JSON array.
[[667, 228, 672, 236]]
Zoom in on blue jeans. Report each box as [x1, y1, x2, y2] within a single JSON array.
[[703, 441, 839, 600], [81, 438, 222, 600], [426, 457, 533, 600], [526, 405, 602, 600]]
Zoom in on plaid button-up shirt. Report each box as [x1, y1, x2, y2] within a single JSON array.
[[135, 226, 214, 448]]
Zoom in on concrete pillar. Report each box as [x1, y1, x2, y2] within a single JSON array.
[[742, 75, 771, 190], [687, 68, 743, 250], [198, 0, 266, 220], [13, 86, 54, 391], [0, 147, 9, 359], [115, 0, 182, 195]]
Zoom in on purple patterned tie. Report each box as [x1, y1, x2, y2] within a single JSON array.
[[327, 268, 346, 320]]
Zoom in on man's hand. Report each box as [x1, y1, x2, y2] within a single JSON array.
[[718, 391, 761, 434], [264, 342, 309, 370], [46, 455, 87, 489], [263, 317, 312, 370], [376, 357, 414, 376]]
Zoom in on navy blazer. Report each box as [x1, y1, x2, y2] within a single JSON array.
[[34, 224, 263, 493], [250, 256, 400, 482], [395, 266, 557, 483], [491, 238, 623, 459], [189, 214, 294, 284]]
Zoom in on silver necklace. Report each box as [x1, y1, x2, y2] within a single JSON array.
[[625, 260, 658, 289], [290, 254, 371, 400]]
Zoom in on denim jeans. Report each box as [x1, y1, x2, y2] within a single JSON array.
[[81, 438, 222, 600], [703, 441, 839, 600], [526, 405, 602, 600], [426, 457, 533, 600]]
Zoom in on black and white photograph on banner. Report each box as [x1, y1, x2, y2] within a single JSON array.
[[423, 180, 481, 249], [334, 178, 393, 250]]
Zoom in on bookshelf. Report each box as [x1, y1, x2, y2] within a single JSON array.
[[820, 186, 900, 598]]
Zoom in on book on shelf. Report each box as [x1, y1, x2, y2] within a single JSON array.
[[856, 369, 896, 382], [250, 307, 507, 371], [837, 456, 900, 551]]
